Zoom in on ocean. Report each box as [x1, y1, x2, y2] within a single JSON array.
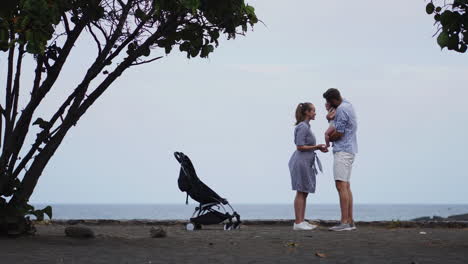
[[32, 204, 468, 221]]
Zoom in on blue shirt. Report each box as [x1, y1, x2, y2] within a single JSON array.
[[333, 99, 358, 154]]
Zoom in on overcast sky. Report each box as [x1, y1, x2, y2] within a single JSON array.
[[3, 0, 467, 205]]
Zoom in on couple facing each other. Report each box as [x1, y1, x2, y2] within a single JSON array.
[[288, 88, 358, 232]]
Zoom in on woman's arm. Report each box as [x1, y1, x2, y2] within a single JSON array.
[[297, 144, 327, 152]]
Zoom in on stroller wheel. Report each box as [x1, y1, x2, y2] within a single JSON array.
[[223, 223, 233, 231], [186, 223, 195, 231], [186, 222, 202, 231]]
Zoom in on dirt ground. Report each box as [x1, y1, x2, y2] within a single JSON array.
[[1, 223, 468, 264]]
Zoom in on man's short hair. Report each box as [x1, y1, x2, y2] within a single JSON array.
[[323, 88, 341, 101]]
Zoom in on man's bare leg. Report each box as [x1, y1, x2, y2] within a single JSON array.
[[336, 181, 350, 224], [348, 183, 353, 224]]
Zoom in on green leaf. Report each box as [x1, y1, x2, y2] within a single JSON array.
[[439, 10, 453, 26], [245, 5, 255, 16], [200, 44, 215, 58], [189, 46, 200, 57], [179, 41, 190, 52], [426, 3, 435, 15], [32, 210, 44, 221], [127, 42, 136, 55], [207, 44, 214, 53], [142, 46, 151, 56], [70, 16, 79, 24], [42, 206, 52, 219], [165, 45, 172, 54], [437, 31, 449, 49], [447, 34, 460, 50], [192, 37, 203, 50], [209, 30, 220, 41], [180, 0, 200, 11], [135, 9, 146, 20]]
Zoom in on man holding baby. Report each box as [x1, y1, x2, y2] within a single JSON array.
[[323, 88, 358, 232]]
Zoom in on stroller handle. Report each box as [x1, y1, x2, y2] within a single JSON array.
[[174, 152, 184, 163]]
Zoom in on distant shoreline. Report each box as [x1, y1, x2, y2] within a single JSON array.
[[28, 204, 468, 221]]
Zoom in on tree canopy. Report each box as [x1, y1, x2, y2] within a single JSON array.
[[426, 0, 468, 53]]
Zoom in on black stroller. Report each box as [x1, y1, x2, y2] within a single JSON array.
[[174, 152, 241, 231]]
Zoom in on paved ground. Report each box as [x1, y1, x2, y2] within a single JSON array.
[[1, 223, 468, 264]]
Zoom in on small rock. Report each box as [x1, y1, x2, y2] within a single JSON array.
[[65, 225, 94, 238], [149, 227, 166, 238]]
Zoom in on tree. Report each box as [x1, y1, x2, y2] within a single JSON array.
[[0, 0, 257, 235], [426, 0, 468, 53]]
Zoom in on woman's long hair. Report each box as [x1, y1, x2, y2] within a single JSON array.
[[295, 102, 312, 125]]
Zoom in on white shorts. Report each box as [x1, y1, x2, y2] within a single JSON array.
[[333, 152, 355, 182]]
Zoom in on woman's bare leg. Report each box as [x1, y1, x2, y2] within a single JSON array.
[[294, 191, 307, 224], [302, 192, 308, 222]]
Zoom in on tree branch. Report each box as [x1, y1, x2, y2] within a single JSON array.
[[0, 21, 86, 193], [131, 56, 163, 66], [64, 0, 134, 118], [78, 15, 180, 119], [87, 25, 103, 56], [62, 13, 71, 35], [91, 21, 110, 42], [0, 105, 3, 149], [3, 27, 15, 151], [11, 44, 25, 134]]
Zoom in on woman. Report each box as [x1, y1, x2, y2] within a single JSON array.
[[288, 102, 328, 231]]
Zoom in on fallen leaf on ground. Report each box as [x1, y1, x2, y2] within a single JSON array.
[[315, 252, 327, 258], [285, 242, 299, 247]]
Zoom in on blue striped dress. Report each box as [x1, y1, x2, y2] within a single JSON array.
[[288, 121, 322, 193]]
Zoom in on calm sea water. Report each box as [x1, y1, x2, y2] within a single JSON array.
[[32, 204, 468, 221]]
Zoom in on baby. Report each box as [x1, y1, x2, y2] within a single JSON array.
[[324, 103, 336, 148]]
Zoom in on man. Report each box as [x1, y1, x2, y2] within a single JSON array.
[[323, 88, 358, 232]]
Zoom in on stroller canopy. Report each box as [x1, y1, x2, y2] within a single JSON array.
[[174, 152, 227, 205]]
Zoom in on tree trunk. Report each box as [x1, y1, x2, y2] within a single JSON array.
[[9, 124, 71, 206]]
